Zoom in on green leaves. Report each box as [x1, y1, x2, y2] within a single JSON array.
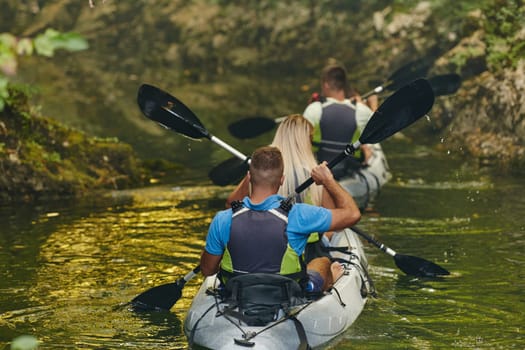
[[0, 29, 88, 111], [0, 77, 8, 111], [34, 29, 89, 57], [0, 33, 18, 76]]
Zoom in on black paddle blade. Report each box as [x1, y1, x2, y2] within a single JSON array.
[[209, 156, 249, 186], [131, 281, 184, 312], [360, 78, 434, 144], [228, 116, 277, 139], [387, 59, 432, 91], [137, 84, 209, 140], [394, 254, 450, 277], [429, 74, 462, 96]]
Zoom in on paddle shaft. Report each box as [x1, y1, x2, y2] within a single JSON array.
[[360, 59, 432, 100], [361, 84, 387, 99], [161, 106, 249, 162], [363, 73, 461, 100], [351, 226, 396, 257], [295, 141, 361, 193], [210, 136, 249, 161]]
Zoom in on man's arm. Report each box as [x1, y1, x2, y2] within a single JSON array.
[[200, 250, 222, 276], [200, 211, 229, 276], [311, 162, 361, 230], [303, 102, 322, 126], [226, 174, 249, 208]]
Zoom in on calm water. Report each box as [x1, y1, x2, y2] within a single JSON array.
[[1, 140, 524, 349]]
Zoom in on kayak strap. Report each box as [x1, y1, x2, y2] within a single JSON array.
[[187, 302, 216, 348], [223, 304, 312, 350], [289, 314, 312, 350]]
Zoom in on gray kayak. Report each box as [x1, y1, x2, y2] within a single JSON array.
[[340, 143, 391, 210], [183, 228, 374, 349]]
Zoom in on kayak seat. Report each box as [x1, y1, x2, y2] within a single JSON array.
[[223, 273, 307, 326]]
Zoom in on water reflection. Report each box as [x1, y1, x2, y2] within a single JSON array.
[[0, 185, 229, 349], [1, 161, 525, 348]]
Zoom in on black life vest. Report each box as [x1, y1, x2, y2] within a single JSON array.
[[219, 201, 305, 283], [317, 103, 361, 179]]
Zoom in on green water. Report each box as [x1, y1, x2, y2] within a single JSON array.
[[1, 140, 524, 349]]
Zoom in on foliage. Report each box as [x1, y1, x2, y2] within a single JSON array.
[[0, 86, 147, 202], [0, 29, 88, 111], [483, 0, 525, 70], [0, 0, 523, 176]]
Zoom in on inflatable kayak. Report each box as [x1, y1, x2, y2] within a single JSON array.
[[339, 143, 391, 210], [183, 228, 374, 349]]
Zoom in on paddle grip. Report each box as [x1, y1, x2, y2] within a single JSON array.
[[180, 265, 201, 286], [362, 85, 385, 99]]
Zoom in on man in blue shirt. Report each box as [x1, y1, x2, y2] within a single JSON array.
[[200, 146, 361, 292]]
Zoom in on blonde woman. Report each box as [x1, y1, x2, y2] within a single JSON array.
[[271, 114, 331, 208], [226, 114, 332, 208]]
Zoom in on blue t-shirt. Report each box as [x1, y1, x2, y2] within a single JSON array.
[[205, 194, 332, 257]]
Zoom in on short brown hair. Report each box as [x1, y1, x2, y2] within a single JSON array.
[[321, 64, 348, 92], [249, 146, 283, 187]]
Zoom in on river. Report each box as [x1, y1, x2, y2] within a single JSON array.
[[1, 137, 523, 349]]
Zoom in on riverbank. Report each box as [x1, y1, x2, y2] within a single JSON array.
[[3, 1, 524, 180], [0, 86, 180, 203]]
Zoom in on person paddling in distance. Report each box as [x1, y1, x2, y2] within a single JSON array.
[[303, 62, 377, 179], [226, 114, 345, 262], [201, 146, 361, 293]]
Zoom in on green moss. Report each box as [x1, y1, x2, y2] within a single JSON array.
[[483, 0, 525, 70], [0, 85, 163, 202]]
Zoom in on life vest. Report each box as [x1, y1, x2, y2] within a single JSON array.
[[314, 102, 362, 179], [219, 201, 305, 284]]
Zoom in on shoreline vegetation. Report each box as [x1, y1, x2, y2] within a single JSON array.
[[1, 1, 524, 202], [0, 86, 180, 203]]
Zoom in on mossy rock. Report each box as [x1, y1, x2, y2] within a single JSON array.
[[0, 86, 178, 202]]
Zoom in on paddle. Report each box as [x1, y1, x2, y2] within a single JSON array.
[[227, 59, 428, 140], [428, 73, 461, 96], [361, 58, 431, 99], [208, 156, 249, 186], [227, 72, 460, 140], [131, 266, 201, 311], [137, 83, 249, 162], [292, 78, 434, 194], [228, 116, 286, 140], [351, 226, 449, 277], [131, 78, 435, 311]]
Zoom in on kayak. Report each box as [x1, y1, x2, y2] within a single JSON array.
[[339, 143, 391, 210], [183, 228, 374, 349]]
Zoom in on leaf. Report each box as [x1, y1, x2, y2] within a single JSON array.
[[34, 28, 89, 57], [0, 52, 17, 76], [0, 33, 17, 48], [54, 32, 89, 52], [17, 38, 34, 55], [0, 77, 8, 112], [33, 34, 55, 57]]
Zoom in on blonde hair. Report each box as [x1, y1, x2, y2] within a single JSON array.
[[270, 114, 322, 205]]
